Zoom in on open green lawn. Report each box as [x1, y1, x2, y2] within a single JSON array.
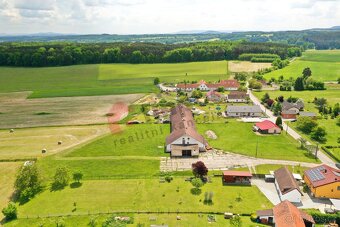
[[37, 157, 160, 180], [197, 121, 318, 162], [14, 178, 271, 218], [5, 214, 266, 227], [98, 61, 228, 81], [264, 50, 340, 81], [0, 61, 228, 98], [66, 124, 169, 157]]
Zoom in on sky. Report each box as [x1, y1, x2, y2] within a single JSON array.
[[0, 0, 339, 34]]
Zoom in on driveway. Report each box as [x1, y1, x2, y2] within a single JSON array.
[[252, 178, 331, 211]]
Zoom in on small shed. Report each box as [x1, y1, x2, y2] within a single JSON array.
[[223, 171, 252, 184], [254, 120, 281, 134]]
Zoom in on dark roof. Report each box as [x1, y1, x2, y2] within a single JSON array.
[[227, 91, 248, 99], [274, 166, 302, 195], [273, 200, 315, 227], [165, 104, 206, 145], [281, 110, 298, 115], [299, 112, 317, 117], [255, 120, 280, 130], [226, 105, 262, 113], [282, 100, 304, 111], [304, 164, 340, 188], [256, 209, 273, 217]]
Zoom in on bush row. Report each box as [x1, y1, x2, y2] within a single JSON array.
[[238, 53, 280, 61]]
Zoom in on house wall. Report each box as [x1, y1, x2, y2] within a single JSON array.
[[268, 127, 281, 134], [227, 98, 246, 103], [281, 113, 297, 119], [304, 175, 340, 199], [227, 112, 262, 117], [166, 135, 204, 153], [275, 180, 301, 203]]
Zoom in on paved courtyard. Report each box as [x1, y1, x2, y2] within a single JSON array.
[[160, 150, 318, 172]]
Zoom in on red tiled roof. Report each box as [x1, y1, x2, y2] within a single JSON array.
[[227, 91, 248, 99], [206, 90, 221, 97], [255, 120, 280, 130], [219, 79, 240, 88], [176, 83, 199, 89], [304, 164, 340, 188], [273, 200, 315, 227], [223, 171, 252, 177]]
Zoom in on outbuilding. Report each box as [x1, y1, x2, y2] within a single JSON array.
[[222, 171, 252, 184], [253, 120, 281, 134]]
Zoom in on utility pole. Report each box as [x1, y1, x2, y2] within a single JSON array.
[[255, 137, 259, 158], [315, 143, 319, 160], [286, 121, 289, 135]]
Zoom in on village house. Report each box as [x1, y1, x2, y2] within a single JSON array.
[[281, 100, 304, 119], [222, 171, 252, 184], [253, 120, 281, 134], [165, 104, 207, 157], [226, 91, 248, 103], [176, 80, 240, 92], [256, 200, 315, 227], [274, 166, 303, 203], [226, 105, 262, 117], [304, 164, 340, 199], [206, 90, 223, 102]]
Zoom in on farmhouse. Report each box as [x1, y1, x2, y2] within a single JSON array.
[[226, 105, 262, 117], [304, 164, 340, 199], [274, 166, 303, 203], [253, 120, 281, 134], [222, 171, 252, 184], [176, 80, 240, 92], [226, 91, 249, 103], [281, 100, 304, 119], [165, 104, 207, 157], [206, 90, 223, 102], [256, 200, 315, 227]]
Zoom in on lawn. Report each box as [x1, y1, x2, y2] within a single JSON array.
[[37, 157, 160, 180], [66, 124, 169, 157], [98, 61, 228, 81], [228, 61, 271, 73], [14, 178, 272, 217], [0, 162, 22, 219], [0, 125, 110, 160], [5, 214, 267, 226], [0, 61, 228, 98], [263, 50, 340, 82], [197, 121, 318, 162]]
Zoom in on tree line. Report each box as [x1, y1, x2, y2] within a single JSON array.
[[0, 41, 302, 67]]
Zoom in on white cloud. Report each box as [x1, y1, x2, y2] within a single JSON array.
[[0, 0, 339, 34]]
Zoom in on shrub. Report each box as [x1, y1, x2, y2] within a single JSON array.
[[2, 202, 17, 221], [296, 117, 318, 133]]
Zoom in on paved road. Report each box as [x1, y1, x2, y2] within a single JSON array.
[[248, 90, 336, 167]]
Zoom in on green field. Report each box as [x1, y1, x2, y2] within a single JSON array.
[[65, 124, 169, 157], [0, 61, 228, 98], [5, 214, 266, 227], [197, 122, 318, 163], [14, 178, 271, 218], [264, 50, 340, 81]]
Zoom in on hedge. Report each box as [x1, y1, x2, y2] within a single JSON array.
[[321, 146, 340, 163], [238, 53, 280, 61], [308, 211, 340, 224]]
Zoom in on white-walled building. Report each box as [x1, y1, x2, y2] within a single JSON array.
[[274, 166, 303, 203]]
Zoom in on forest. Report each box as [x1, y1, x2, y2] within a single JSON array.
[[0, 41, 302, 67]]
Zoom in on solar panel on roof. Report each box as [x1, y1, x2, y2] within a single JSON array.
[[307, 169, 325, 182]]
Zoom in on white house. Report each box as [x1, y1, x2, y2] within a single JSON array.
[[165, 104, 207, 157], [274, 166, 303, 203], [226, 105, 262, 117]]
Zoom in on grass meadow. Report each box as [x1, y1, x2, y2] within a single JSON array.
[[264, 50, 340, 81], [14, 178, 271, 217], [5, 214, 267, 227], [197, 121, 318, 163], [0, 61, 228, 98]]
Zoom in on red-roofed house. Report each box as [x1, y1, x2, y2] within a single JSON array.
[[222, 171, 252, 184], [253, 120, 281, 134], [304, 164, 340, 199], [257, 200, 315, 227], [206, 90, 222, 102], [176, 80, 240, 92]]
